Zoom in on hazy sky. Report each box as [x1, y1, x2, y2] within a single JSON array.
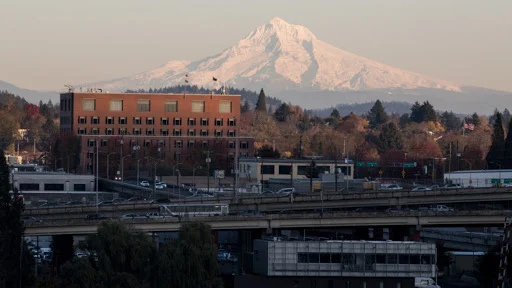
[[1, 0, 511, 92]]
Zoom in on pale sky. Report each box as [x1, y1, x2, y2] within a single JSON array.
[[0, 0, 511, 92]]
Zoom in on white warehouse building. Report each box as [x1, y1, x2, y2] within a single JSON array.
[[444, 169, 512, 188], [253, 240, 436, 278]]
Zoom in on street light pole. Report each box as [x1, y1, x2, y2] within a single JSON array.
[[193, 166, 203, 187], [234, 116, 239, 201], [119, 139, 123, 182], [121, 155, 130, 183], [106, 152, 116, 180], [206, 151, 211, 193], [95, 138, 99, 213], [136, 156, 147, 186]]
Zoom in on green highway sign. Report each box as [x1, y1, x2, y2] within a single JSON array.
[[403, 162, 417, 168], [504, 179, 512, 184], [356, 162, 366, 167], [367, 162, 378, 167], [491, 179, 501, 184]]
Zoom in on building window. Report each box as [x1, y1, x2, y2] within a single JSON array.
[[137, 99, 151, 112], [200, 118, 209, 126], [105, 128, 113, 135], [227, 130, 235, 137], [44, 183, 64, 191], [91, 117, 100, 124], [173, 118, 182, 126], [228, 142, 235, 149], [19, 183, 39, 191], [240, 152, 248, 158], [219, 100, 232, 113], [215, 118, 223, 126], [74, 184, 86, 191], [200, 130, 208, 136], [228, 118, 236, 126], [188, 118, 196, 126], [173, 129, 182, 136], [88, 139, 96, 147], [133, 128, 141, 135], [78, 116, 86, 124], [133, 117, 141, 125], [144, 117, 153, 125], [161, 118, 169, 125], [118, 117, 127, 125], [146, 128, 154, 136], [160, 129, 169, 136], [78, 128, 86, 135], [215, 130, 223, 137], [110, 99, 123, 111], [228, 152, 234, 158], [174, 140, 183, 148], [164, 100, 177, 112], [240, 142, 248, 149], [143, 140, 151, 147], [118, 128, 128, 135], [297, 166, 309, 176], [191, 100, 205, 113], [91, 128, 99, 135], [261, 165, 275, 175], [188, 129, 196, 136], [82, 99, 96, 111], [157, 140, 165, 147], [101, 139, 108, 147], [187, 141, 195, 148], [106, 117, 114, 125], [279, 165, 292, 175]]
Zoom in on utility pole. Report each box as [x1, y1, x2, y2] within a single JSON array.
[[335, 149, 338, 193], [206, 150, 211, 193], [95, 138, 99, 213], [449, 142, 452, 173], [234, 116, 240, 201], [120, 139, 124, 182], [298, 134, 303, 159]]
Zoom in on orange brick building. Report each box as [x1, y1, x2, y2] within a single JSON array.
[[59, 91, 254, 176]]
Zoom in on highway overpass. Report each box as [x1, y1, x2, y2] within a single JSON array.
[[24, 210, 510, 236], [24, 187, 512, 220]]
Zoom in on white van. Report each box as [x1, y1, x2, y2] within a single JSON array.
[[415, 277, 440, 288]]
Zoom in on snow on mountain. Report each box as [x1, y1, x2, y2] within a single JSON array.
[[85, 17, 461, 93]]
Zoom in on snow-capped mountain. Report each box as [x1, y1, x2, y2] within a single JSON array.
[[85, 17, 461, 93]]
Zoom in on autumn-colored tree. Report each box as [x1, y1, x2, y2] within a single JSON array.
[[23, 103, 40, 119]]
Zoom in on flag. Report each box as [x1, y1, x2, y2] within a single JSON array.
[[212, 77, 218, 81], [185, 74, 189, 83]]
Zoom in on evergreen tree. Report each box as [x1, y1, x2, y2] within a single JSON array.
[[367, 99, 389, 128], [504, 118, 512, 169], [421, 101, 437, 122], [274, 103, 291, 122], [471, 112, 481, 126], [377, 122, 404, 153], [486, 112, 505, 168], [240, 101, 250, 113], [0, 150, 34, 287], [330, 108, 341, 119], [410, 102, 423, 123], [398, 113, 410, 128], [255, 88, 267, 113], [440, 111, 461, 131], [503, 109, 511, 133]]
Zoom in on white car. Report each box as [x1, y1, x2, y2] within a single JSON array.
[[187, 193, 214, 199], [383, 184, 403, 190], [146, 212, 165, 219], [429, 205, 456, 212], [411, 187, 432, 192], [120, 214, 147, 220], [140, 181, 150, 187], [156, 182, 167, 188], [276, 188, 296, 196], [155, 184, 165, 190]]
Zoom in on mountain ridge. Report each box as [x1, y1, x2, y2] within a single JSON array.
[[81, 17, 461, 93]]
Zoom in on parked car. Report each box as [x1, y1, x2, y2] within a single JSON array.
[[140, 180, 150, 187], [429, 185, 441, 190], [155, 183, 165, 190], [112, 198, 127, 204], [40, 202, 61, 207], [383, 184, 403, 191], [429, 204, 456, 212], [386, 208, 403, 214], [120, 214, 148, 220], [85, 213, 107, 220], [127, 196, 145, 202], [156, 181, 167, 188], [260, 190, 275, 195], [411, 187, 432, 192]]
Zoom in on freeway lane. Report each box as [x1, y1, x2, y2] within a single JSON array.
[[24, 210, 510, 236], [24, 187, 512, 220]]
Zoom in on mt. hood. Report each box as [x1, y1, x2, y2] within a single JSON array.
[[86, 17, 461, 93]]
